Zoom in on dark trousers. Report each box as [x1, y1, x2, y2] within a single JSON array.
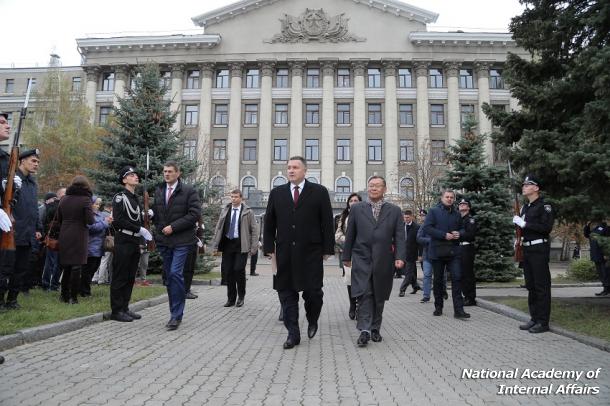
[[357, 276, 385, 332], [278, 288, 323, 340], [60, 265, 82, 301], [183, 244, 197, 293], [222, 251, 248, 302], [80, 256, 102, 296], [110, 239, 140, 314], [399, 261, 419, 292], [523, 244, 551, 326], [250, 251, 258, 274], [595, 261, 610, 288], [461, 246, 476, 301], [432, 256, 464, 312], [41, 250, 60, 290], [0, 246, 31, 303]]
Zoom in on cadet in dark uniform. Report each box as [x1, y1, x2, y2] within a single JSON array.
[[110, 166, 153, 322], [458, 199, 477, 306], [513, 174, 554, 333]]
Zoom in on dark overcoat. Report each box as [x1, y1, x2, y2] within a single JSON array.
[[152, 179, 201, 248], [58, 186, 94, 266], [342, 201, 406, 301], [263, 180, 334, 292]]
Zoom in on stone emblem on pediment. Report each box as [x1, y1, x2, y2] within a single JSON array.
[[265, 8, 366, 43]]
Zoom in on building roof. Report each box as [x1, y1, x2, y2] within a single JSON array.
[[76, 34, 221, 54]]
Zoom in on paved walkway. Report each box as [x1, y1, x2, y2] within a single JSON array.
[[1, 268, 609, 406]]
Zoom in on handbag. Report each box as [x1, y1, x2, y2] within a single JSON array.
[[103, 226, 115, 253], [44, 209, 60, 251], [436, 241, 457, 258]]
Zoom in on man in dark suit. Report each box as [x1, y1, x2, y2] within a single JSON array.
[[264, 156, 334, 350], [399, 209, 421, 296]]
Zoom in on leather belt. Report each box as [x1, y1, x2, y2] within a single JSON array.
[[119, 229, 141, 237], [459, 242, 471, 246], [522, 239, 547, 246]]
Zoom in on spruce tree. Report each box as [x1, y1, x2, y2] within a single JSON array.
[[443, 121, 519, 282]]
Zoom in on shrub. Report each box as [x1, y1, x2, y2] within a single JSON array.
[[566, 259, 598, 282]]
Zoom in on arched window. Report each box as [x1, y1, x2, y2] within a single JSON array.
[[400, 177, 415, 200], [210, 176, 226, 196], [272, 176, 287, 188], [306, 176, 318, 184], [335, 177, 351, 194], [241, 176, 256, 199]]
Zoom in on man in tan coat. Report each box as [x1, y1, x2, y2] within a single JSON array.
[[212, 189, 258, 307]]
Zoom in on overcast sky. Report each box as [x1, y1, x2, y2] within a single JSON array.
[[1, 0, 524, 68]]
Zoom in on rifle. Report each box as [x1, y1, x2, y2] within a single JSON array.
[[143, 149, 156, 251], [0, 79, 33, 251], [508, 159, 523, 262]]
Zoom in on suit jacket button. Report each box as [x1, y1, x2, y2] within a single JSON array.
[[292, 225, 295, 229], [292, 242, 296, 246]]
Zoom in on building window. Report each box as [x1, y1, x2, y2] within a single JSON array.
[[274, 104, 288, 125], [460, 104, 475, 125], [28, 77, 37, 90], [211, 176, 226, 195], [398, 68, 412, 88], [70, 77, 81, 92], [184, 105, 199, 127], [367, 68, 381, 88], [183, 139, 197, 160], [429, 68, 443, 88], [4, 79, 14, 93], [272, 176, 287, 188], [459, 69, 474, 89], [216, 69, 229, 88], [430, 104, 445, 126], [99, 106, 111, 125], [243, 139, 257, 161], [399, 104, 414, 126], [368, 139, 382, 161], [400, 139, 415, 162], [306, 68, 320, 88], [244, 104, 258, 125], [274, 139, 288, 161], [305, 139, 319, 161], [214, 104, 228, 126], [400, 178, 415, 200], [337, 68, 350, 87], [336, 103, 351, 125], [337, 139, 351, 161], [101, 72, 115, 91], [159, 71, 171, 88], [276, 68, 289, 88], [246, 69, 259, 88], [306, 104, 320, 125], [367, 104, 382, 125], [490, 69, 504, 89], [213, 139, 226, 160], [186, 70, 200, 89], [335, 177, 351, 194], [241, 176, 256, 199], [431, 140, 446, 163]]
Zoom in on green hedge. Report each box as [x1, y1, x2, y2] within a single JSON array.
[[566, 259, 599, 282]]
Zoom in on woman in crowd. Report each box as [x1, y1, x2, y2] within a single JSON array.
[[80, 196, 111, 297]]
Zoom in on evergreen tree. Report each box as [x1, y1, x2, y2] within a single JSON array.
[[443, 121, 519, 281], [89, 63, 194, 199], [484, 0, 610, 222]]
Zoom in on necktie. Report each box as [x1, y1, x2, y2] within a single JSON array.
[[229, 208, 238, 239], [166, 186, 173, 204], [293, 185, 300, 204]]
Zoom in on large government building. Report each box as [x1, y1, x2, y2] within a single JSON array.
[[0, 0, 526, 210]]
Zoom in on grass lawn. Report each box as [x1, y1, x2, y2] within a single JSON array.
[[489, 297, 610, 342], [478, 277, 591, 287], [193, 271, 221, 281], [0, 284, 166, 336]]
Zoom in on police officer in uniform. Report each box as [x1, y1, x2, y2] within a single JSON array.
[[458, 199, 478, 306], [110, 166, 153, 322], [513, 175, 554, 333]]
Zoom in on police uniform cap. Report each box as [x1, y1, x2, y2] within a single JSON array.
[[44, 192, 57, 201], [419, 209, 428, 215], [458, 199, 471, 208], [118, 166, 138, 184], [522, 174, 542, 188], [19, 148, 40, 160], [0, 112, 9, 120]]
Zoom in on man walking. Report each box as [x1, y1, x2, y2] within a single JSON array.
[[152, 162, 200, 331], [264, 156, 334, 349], [398, 209, 421, 297], [342, 176, 406, 347], [458, 199, 478, 306], [584, 220, 609, 296]]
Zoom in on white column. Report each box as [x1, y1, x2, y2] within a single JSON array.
[[444, 61, 461, 146], [170, 64, 184, 132], [83, 66, 99, 124], [197, 63, 215, 180], [258, 61, 275, 192], [320, 61, 336, 189], [476, 61, 493, 163], [383, 61, 399, 194], [289, 60, 305, 156], [414, 61, 430, 159], [113, 65, 128, 108], [352, 60, 368, 192], [226, 62, 245, 189]]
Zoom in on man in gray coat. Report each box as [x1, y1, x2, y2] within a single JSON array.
[[342, 176, 406, 347]]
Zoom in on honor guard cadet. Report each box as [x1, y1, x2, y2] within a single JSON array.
[[513, 174, 554, 333], [458, 199, 478, 306]]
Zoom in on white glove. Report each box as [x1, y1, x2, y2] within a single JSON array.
[[196, 237, 204, 248], [512, 215, 526, 228], [1, 175, 22, 191], [139, 227, 153, 241], [147, 209, 154, 218], [0, 208, 11, 232]]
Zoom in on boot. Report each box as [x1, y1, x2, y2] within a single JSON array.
[[5, 290, 20, 310], [347, 286, 356, 320], [60, 267, 70, 303], [0, 288, 6, 311], [69, 267, 81, 304]]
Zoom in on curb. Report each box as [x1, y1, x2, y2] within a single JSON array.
[[147, 278, 222, 286], [478, 282, 601, 289], [0, 294, 169, 352], [477, 298, 610, 353]]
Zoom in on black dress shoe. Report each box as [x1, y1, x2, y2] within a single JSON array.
[[4, 301, 20, 310], [185, 291, 198, 299], [595, 289, 609, 296], [357, 331, 370, 347], [454, 310, 471, 319], [307, 323, 318, 339], [464, 299, 477, 306], [235, 298, 244, 307], [398, 291, 405, 297], [433, 308, 442, 316], [68, 298, 79, 305], [223, 301, 235, 307], [410, 286, 421, 294], [519, 320, 536, 330], [110, 312, 133, 322], [348, 306, 356, 320], [528, 323, 549, 333], [250, 272, 259, 276], [420, 297, 430, 303], [283, 337, 300, 349], [126, 310, 142, 320], [166, 319, 180, 331], [371, 330, 382, 342], [443, 290, 449, 300]]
